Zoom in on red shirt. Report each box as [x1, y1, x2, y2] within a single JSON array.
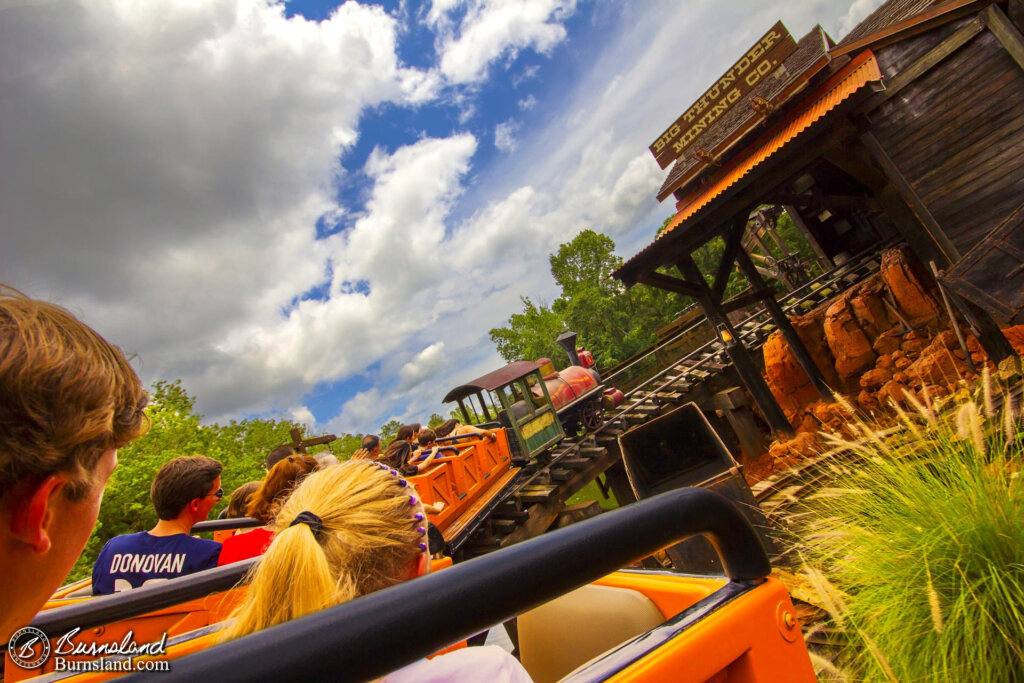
[[217, 527, 274, 565]]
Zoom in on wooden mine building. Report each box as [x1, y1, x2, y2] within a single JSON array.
[[614, 0, 1024, 436]]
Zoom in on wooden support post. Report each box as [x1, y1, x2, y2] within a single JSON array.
[[782, 204, 834, 268], [735, 247, 834, 401], [711, 218, 747, 303], [676, 255, 793, 436], [857, 136, 1016, 363], [984, 4, 1024, 73]]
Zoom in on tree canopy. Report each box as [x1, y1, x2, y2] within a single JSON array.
[[489, 229, 686, 370]]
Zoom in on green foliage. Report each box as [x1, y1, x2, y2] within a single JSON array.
[[489, 297, 568, 368], [328, 433, 362, 460], [427, 413, 445, 429], [378, 419, 403, 446], [800, 387, 1024, 681], [490, 229, 685, 371], [65, 380, 334, 583]]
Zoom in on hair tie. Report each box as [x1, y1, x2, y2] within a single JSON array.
[[290, 511, 324, 539]]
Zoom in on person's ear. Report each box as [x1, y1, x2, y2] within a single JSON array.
[[9, 475, 66, 554]]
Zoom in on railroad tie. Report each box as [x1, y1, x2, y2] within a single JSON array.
[[517, 486, 559, 504]]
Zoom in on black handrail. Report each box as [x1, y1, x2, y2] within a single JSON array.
[[23, 559, 257, 644], [128, 487, 769, 683], [192, 517, 263, 532]]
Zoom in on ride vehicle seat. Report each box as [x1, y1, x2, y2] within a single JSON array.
[[517, 583, 664, 683]]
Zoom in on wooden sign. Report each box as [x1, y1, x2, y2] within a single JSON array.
[[649, 21, 797, 169]]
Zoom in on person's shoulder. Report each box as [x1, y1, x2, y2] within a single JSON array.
[[384, 646, 532, 683], [184, 534, 222, 551], [100, 531, 146, 551]]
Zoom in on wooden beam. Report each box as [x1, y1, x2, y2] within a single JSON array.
[[711, 219, 747, 303], [859, 132, 962, 263], [636, 271, 702, 297], [829, 0, 990, 59], [735, 248, 834, 401], [983, 4, 1024, 73], [864, 17, 984, 111], [676, 256, 793, 436], [782, 204, 834, 267]]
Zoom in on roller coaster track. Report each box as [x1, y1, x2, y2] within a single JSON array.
[[461, 246, 887, 558]]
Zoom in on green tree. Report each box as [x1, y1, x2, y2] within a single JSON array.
[[427, 413, 445, 429], [378, 419, 402, 445], [489, 297, 568, 368], [491, 229, 687, 371]]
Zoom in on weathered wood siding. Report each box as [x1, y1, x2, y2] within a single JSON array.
[[870, 26, 1024, 252]]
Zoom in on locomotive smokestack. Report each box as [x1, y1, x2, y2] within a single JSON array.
[[556, 330, 580, 366]]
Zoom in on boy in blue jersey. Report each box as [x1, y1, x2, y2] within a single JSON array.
[[93, 455, 223, 594]]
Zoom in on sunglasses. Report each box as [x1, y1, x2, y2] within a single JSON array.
[[204, 488, 224, 500]]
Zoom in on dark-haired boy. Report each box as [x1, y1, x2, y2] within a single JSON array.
[[92, 455, 223, 594]]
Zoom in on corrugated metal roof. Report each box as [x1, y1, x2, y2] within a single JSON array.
[[619, 51, 881, 281], [442, 360, 544, 402]]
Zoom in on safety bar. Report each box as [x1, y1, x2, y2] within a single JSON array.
[[130, 487, 770, 683], [20, 559, 258, 645], [192, 517, 263, 532]]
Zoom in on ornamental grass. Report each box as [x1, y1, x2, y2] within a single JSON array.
[[798, 373, 1024, 681]]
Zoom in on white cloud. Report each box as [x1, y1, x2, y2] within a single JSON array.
[[290, 405, 316, 427], [518, 94, 538, 110], [513, 64, 541, 87], [834, 0, 887, 40], [327, 388, 385, 434], [0, 0, 437, 419], [398, 342, 448, 391], [494, 119, 519, 152], [434, 0, 577, 84]]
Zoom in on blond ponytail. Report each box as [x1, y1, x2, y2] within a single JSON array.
[[219, 461, 426, 642]]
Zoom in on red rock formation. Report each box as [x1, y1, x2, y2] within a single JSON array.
[[860, 367, 891, 390], [824, 295, 877, 386], [762, 310, 838, 421], [880, 246, 942, 328]]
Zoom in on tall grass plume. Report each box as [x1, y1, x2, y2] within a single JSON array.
[[800, 388, 1024, 681]]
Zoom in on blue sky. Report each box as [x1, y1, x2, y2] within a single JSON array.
[[0, 0, 883, 435]]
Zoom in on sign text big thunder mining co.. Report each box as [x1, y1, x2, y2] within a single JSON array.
[[649, 21, 797, 169]]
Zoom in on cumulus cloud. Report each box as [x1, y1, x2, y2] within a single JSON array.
[[518, 94, 538, 110], [0, 0, 436, 418], [433, 0, 577, 84], [398, 342, 447, 391], [290, 405, 316, 427], [327, 388, 385, 434], [494, 120, 519, 152]]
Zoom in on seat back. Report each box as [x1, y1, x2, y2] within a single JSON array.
[[518, 584, 664, 683]]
